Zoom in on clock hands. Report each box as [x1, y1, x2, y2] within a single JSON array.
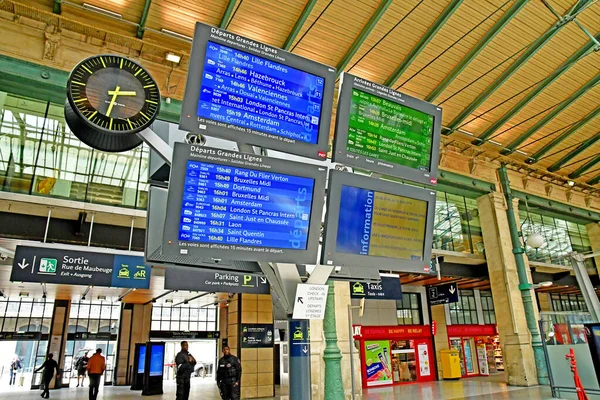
[[106, 86, 137, 117]]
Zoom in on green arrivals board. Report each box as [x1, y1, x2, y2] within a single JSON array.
[[347, 89, 434, 172]]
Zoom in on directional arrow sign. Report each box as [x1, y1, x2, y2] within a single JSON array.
[[292, 284, 328, 320], [302, 346, 308, 354], [18, 259, 29, 270], [427, 283, 459, 306]]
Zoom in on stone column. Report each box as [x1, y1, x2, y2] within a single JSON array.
[[115, 303, 151, 385], [477, 192, 538, 386], [430, 304, 449, 378], [586, 222, 600, 274]]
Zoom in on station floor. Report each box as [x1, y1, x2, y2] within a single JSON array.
[[1, 377, 553, 400]]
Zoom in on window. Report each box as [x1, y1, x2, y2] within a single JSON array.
[[550, 294, 588, 312], [396, 293, 422, 325], [0, 299, 53, 333], [480, 291, 496, 325], [68, 301, 120, 333], [449, 290, 478, 325], [151, 304, 218, 332], [433, 192, 483, 255]]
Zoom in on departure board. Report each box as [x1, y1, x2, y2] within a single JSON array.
[[180, 23, 336, 160], [179, 160, 315, 250], [333, 73, 442, 185], [163, 143, 327, 264], [321, 170, 436, 273]]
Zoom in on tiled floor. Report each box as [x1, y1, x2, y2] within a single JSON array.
[[0, 377, 553, 400]]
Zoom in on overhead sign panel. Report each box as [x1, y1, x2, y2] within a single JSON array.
[[241, 324, 274, 348], [427, 283, 459, 305], [162, 143, 326, 264], [333, 73, 442, 185], [321, 170, 436, 273], [164, 266, 270, 294], [180, 22, 336, 160], [350, 277, 402, 300], [11, 246, 150, 289], [292, 284, 328, 320]]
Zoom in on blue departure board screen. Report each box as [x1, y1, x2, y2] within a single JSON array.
[[197, 41, 325, 144], [178, 160, 315, 250]]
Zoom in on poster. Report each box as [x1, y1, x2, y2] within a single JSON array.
[[417, 343, 430, 377], [363, 340, 393, 387], [476, 342, 489, 376]]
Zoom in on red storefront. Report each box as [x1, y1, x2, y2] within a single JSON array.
[[447, 324, 502, 377], [353, 325, 435, 388]]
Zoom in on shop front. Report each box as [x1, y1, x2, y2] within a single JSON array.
[[447, 324, 502, 377], [353, 325, 434, 388]]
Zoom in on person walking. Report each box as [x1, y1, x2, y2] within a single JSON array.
[[9, 355, 21, 386], [34, 353, 59, 399], [217, 346, 241, 400], [86, 348, 105, 400], [75, 351, 90, 387], [175, 341, 196, 400]]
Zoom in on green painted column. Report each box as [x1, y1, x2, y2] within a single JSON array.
[[323, 280, 344, 400]]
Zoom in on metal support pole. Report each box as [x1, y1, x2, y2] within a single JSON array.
[[43, 208, 52, 243], [347, 305, 356, 400], [88, 213, 95, 246], [128, 217, 135, 251], [498, 164, 549, 385], [570, 253, 600, 322], [323, 280, 344, 400], [289, 319, 311, 400]]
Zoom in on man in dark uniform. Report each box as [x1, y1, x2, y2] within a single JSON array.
[[217, 346, 241, 400], [34, 353, 59, 399], [175, 341, 196, 400]]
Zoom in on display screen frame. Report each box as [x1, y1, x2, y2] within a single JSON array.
[[321, 170, 435, 273], [180, 22, 336, 160], [333, 73, 442, 185], [162, 143, 327, 264]]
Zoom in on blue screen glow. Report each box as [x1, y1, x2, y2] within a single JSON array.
[[138, 346, 146, 374], [197, 41, 325, 144], [179, 161, 315, 250], [149, 344, 164, 377]]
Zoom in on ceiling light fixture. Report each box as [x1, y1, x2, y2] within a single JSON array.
[[568, 180, 575, 187], [161, 28, 193, 42], [82, 3, 122, 19], [166, 53, 181, 64], [19, 292, 29, 297]]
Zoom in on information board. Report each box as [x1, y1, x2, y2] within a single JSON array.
[[162, 143, 326, 264], [180, 22, 336, 160], [321, 170, 435, 273], [241, 324, 274, 348], [333, 73, 442, 185]]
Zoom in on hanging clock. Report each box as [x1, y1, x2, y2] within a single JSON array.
[[65, 54, 161, 152]]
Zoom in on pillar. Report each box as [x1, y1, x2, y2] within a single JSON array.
[[48, 299, 70, 389], [477, 192, 538, 386], [115, 303, 152, 385], [586, 222, 600, 274], [430, 304, 449, 378], [310, 281, 362, 400]]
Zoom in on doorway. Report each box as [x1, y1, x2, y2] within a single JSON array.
[[160, 340, 217, 381]]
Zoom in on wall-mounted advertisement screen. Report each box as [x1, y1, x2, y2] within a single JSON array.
[[180, 22, 336, 160], [149, 344, 164, 377], [333, 73, 442, 185], [162, 143, 326, 264], [321, 170, 435, 273]]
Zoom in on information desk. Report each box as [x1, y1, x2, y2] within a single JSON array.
[[333, 73, 442, 185], [321, 170, 435, 273], [162, 143, 326, 264], [180, 22, 336, 160]]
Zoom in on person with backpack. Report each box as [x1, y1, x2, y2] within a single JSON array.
[[75, 351, 90, 387], [9, 355, 21, 386]]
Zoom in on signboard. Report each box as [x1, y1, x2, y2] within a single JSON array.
[[350, 277, 402, 300], [74, 332, 113, 340], [352, 325, 432, 340], [241, 324, 274, 348], [446, 324, 497, 337], [333, 73, 442, 185], [289, 320, 310, 357], [150, 331, 220, 340], [162, 143, 327, 264], [11, 246, 150, 289], [165, 266, 270, 294], [0, 332, 42, 340], [180, 23, 335, 160], [363, 340, 393, 387], [427, 283, 458, 306], [321, 170, 436, 273], [292, 284, 328, 320]]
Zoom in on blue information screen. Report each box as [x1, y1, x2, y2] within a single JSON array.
[[138, 346, 146, 374], [197, 41, 325, 144], [149, 344, 164, 377], [179, 161, 315, 250]]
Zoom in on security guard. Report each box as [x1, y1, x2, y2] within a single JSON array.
[[175, 341, 196, 400], [217, 346, 242, 400]]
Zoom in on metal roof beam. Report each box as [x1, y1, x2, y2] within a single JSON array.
[[53, 0, 61, 14], [569, 154, 600, 179], [219, 0, 237, 29], [500, 73, 600, 155], [336, 0, 393, 76], [136, 0, 152, 39], [282, 0, 318, 50], [588, 173, 600, 185], [527, 105, 600, 163], [473, 33, 600, 145], [426, 0, 528, 103], [383, 0, 463, 87], [443, 1, 591, 136], [548, 132, 600, 172]]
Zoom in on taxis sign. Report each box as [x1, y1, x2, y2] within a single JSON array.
[[350, 277, 402, 300]]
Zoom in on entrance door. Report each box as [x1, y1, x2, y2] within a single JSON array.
[[62, 336, 117, 386], [30, 339, 49, 389]]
